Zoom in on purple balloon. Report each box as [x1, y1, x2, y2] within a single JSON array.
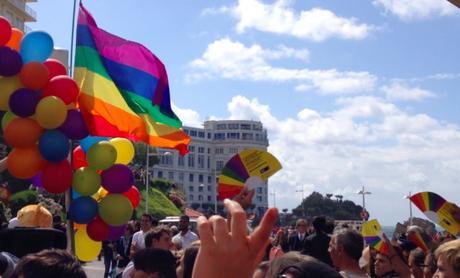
[[0, 46, 23, 77], [9, 88, 40, 117], [101, 164, 134, 193], [108, 224, 126, 241], [59, 109, 89, 140], [31, 172, 43, 188]]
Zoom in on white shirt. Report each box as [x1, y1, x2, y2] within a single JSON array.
[[121, 261, 134, 278], [131, 230, 147, 250], [172, 230, 198, 249]]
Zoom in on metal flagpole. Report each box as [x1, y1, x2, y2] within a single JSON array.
[[145, 146, 150, 213]]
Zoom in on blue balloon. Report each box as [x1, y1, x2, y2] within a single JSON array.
[[20, 31, 54, 63], [80, 136, 108, 152], [68, 196, 98, 224], [72, 189, 81, 199], [39, 130, 70, 162]]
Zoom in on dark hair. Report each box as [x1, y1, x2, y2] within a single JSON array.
[[278, 255, 341, 278], [183, 241, 200, 278], [133, 248, 176, 278], [144, 226, 171, 248], [141, 213, 158, 226], [180, 215, 190, 222], [11, 249, 86, 278], [312, 216, 326, 232], [334, 229, 364, 261]]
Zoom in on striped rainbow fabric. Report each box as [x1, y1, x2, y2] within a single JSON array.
[[75, 3, 190, 154]]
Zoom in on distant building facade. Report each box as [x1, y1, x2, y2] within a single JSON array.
[[151, 120, 270, 216], [0, 0, 36, 32]]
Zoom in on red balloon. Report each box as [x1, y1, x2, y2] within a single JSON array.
[[0, 17, 12, 46], [42, 160, 73, 194], [87, 216, 109, 241], [72, 145, 88, 169], [42, 75, 79, 104], [122, 186, 141, 208], [44, 59, 67, 79], [19, 62, 50, 89]]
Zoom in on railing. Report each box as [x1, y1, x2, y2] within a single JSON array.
[[25, 4, 36, 20], [6, 0, 37, 21]]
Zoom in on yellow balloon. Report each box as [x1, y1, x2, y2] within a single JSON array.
[[92, 187, 109, 202], [35, 96, 67, 129], [109, 138, 135, 165], [75, 226, 101, 262], [0, 76, 22, 111]]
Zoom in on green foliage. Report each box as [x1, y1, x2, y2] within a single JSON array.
[[136, 187, 181, 220], [9, 190, 38, 216], [152, 179, 172, 195], [294, 191, 362, 220]]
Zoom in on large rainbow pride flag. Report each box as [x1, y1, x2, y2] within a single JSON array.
[[75, 3, 190, 154]]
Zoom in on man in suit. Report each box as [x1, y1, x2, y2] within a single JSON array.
[[287, 219, 308, 252], [302, 216, 333, 266]]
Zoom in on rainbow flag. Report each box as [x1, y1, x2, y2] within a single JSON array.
[[75, 3, 190, 154]]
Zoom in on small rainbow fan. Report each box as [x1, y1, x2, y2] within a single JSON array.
[[410, 192, 460, 236], [218, 149, 282, 200], [362, 219, 389, 254], [407, 231, 429, 253]]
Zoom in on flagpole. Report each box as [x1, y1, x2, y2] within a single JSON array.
[[65, 0, 80, 255]]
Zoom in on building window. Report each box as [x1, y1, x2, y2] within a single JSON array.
[[198, 174, 204, 183], [168, 171, 174, 180], [253, 124, 262, 131], [179, 172, 184, 181], [207, 185, 211, 192], [216, 124, 227, 130], [189, 146, 195, 152], [229, 147, 238, 154], [189, 173, 194, 182], [216, 161, 224, 171], [207, 176, 211, 184], [189, 195, 194, 201], [257, 187, 263, 194], [157, 171, 163, 178], [178, 156, 185, 167], [183, 129, 189, 135], [257, 196, 262, 202], [207, 133, 211, 139], [198, 147, 205, 153], [188, 154, 195, 168], [189, 186, 194, 192], [207, 195, 212, 202], [190, 130, 197, 137], [227, 132, 240, 139], [215, 147, 224, 154], [214, 133, 225, 140], [228, 123, 239, 129], [198, 186, 203, 192], [207, 157, 210, 169], [242, 133, 253, 140], [197, 155, 204, 169], [198, 195, 203, 201], [198, 131, 205, 138], [161, 154, 173, 165], [241, 124, 251, 130]]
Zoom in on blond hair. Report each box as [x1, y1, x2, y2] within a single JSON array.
[[434, 239, 460, 274]]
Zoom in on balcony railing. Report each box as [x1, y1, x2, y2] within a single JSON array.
[[6, 0, 36, 21]]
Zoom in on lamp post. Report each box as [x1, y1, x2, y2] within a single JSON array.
[[213, 168, 218, 214], [199, 184, 204, 211], [296, 185, 305, 216], [356, 186, 371, 220], [145, 149, 171, 213], [270, 189, 277, 208], [404, 191, 413, 225]]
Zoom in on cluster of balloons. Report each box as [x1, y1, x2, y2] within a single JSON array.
[[0, 17, 141, 262], [69, 137, 140, 261]]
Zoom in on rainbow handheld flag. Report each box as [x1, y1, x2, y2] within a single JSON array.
[[75, 4, 190, 154], [362, 219, 389, 254]]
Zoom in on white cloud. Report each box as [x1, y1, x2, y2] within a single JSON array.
[[187, 38, 377, 94], [224, 0, 375, 41], [172, 103, 202, 128], [381, 83, 436, 101], [373, 0, 458, 20]]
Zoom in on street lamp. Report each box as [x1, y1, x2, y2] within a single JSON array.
[[199, 184, 204, 211], [270, 189, 277, 208], [404, 191, 413, 225], [296, 185, 305, 216], [356, 186, 371, 220], [145, 148, 172, 213]]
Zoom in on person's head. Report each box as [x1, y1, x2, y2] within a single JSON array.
[[11, 249, 86, 278], [295, 219, 307, 234], [328, 228, 364, 269], [0, 252, 17, 278], [140, 214, 155, 232], [408, 248, 425, 278], [144, 226, 172, 250], [178, 215, 190, 232], [434, 239, 460, 278], [277, 255, 341, 278], [131, 248, 176, 278], [374, 253, 394, 277], [312, 216, 326, 233], [176, 241, 200, 278], [125, 223, 135, 237], [252, 261, 269, 278], [267, 252, 306, 278]]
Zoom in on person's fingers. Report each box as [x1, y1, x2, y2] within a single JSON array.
[[209, 215, 231, 243], [249, 207, 278, 254], [224, 199, 247, 240], [246, 188, 255, 201], [197, 216, 216, 250]]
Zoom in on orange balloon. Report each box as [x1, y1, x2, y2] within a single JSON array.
[[4, 118, 43, 147], [19, 62, 50, 90], [5, 28, 23, 51], [7, 146, 44, 179]]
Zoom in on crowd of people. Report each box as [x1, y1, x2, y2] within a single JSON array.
[[0, 197, 460, 277]]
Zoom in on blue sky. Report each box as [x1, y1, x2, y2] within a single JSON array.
[[30, 0, 460, 225]]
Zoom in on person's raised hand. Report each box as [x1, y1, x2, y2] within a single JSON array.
[[232, 186, 255, 210], [192, 199, 278, 278]]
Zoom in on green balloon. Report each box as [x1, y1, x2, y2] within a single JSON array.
[[2, 111, 17, 131], [86, 141, 117, 170], [72, 167, 101, 196], [98, 194, 133, 226]]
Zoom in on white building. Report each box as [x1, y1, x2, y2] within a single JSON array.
[[151, 120, 270, 216], [0, 0, 36, 32]]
